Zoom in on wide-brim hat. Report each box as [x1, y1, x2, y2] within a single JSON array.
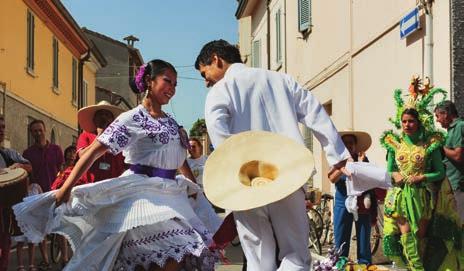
[[203, 131, 315, 211], [338, 129, 372, 152], [77, 101, 124, 133]]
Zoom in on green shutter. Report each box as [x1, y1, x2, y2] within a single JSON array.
[[252, 39, 261, 68], [276, 9, 282, 64], [53, 38, 59, 88], [27, 10, 35, 71], [303, 126, 313, 151], [72, 58, 77, 104], [298, 0, 311, 32]]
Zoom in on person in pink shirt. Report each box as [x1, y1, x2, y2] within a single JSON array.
[[23, 119, 63, 270]]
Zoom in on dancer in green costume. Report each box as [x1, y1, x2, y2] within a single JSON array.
[[381, 77, 461, 271]]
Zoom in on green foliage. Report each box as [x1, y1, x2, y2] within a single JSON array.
[[189, 118, 207, 137]]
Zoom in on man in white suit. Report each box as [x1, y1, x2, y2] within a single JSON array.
[[195, 40, 350, 271]]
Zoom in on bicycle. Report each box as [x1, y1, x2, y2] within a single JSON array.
[[305, 199, 323, 255], [370, 201, 384, 255], [316, 193, 334, 246]]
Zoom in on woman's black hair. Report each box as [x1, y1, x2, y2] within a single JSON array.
[[129, 59, 177, 94], [401, 108, 421, 126], [64, 145, 76, 156]]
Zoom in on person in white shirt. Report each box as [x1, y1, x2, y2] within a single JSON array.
[[195, 39, 350, 271], [187, 138, 208, 189]]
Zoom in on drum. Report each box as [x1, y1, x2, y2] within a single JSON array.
[[0, 168, 28, 206]]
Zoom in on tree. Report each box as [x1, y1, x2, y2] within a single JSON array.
[[189, 118, 207, 137]]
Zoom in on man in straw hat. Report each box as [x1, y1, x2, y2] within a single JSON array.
[[195, 40, 350, 270], [76, 100, 126, 183], [328, 130, 385, 265]]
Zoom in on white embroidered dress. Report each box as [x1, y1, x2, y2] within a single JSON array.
[[13, 105, 216, 271]]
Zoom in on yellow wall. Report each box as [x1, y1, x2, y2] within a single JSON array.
[[0, 0, 96, 129]]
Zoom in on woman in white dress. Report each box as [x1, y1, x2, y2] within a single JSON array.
[[13, 59, 217, 271], [184, 138, 222, 234]]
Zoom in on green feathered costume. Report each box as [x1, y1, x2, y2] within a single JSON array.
[[380, 87, 462, 271]]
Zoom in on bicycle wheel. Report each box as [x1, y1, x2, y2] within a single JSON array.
[[50, 234, 62, 264], [370, 223, 381, 255], [307, 208, 323, 239], [308, 217, 322, 255]]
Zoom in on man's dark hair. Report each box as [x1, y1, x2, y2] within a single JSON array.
[[195, 39, 242, 70], [29, 119, 46, 131], [434, 100, 459, 117]]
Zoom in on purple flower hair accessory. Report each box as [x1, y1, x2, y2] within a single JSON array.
[[135, 64, 148, 93]]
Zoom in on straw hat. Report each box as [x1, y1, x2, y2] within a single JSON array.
[[203, 131, 315, 211], [338, 129, 372, 152], [77, 101, 124, 132]]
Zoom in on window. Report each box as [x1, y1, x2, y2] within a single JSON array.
[[83, 80, 88, 107], [252, 39, 261, 68], [275, 9, 282, 65], [303, 126, 313, 151], [72, 58, 77, 105], [52, 37, 59, 89], [298, 0, 311, 32], [26, 10, 35, 72]]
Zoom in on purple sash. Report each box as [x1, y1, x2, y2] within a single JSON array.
[[129, 164, 176, 180]]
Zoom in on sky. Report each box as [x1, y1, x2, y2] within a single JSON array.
[[61, 0, 239, 131]]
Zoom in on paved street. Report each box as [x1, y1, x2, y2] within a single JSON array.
[[7, 239, 395, 270], [6, 215, 393, 270]]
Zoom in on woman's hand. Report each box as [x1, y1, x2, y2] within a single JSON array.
[[358, 152, 366, 162], [55, 187, 71, 206], [408, 175, 425, 184], [391, 172, 404, 184]]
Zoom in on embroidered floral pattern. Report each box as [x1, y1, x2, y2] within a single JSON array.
[[99, 120, 131, 154], [114, 226, 217, 271], [132, 109, 179, 145], [122, 228, 196, 248]]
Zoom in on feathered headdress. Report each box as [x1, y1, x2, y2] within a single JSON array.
[[382, 75, 447, 156], [389, 75, 447, 132]]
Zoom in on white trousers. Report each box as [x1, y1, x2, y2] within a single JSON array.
[[234, 189, 311, 271]]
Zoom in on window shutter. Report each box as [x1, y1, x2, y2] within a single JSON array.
[[72, 58, 77, 104], [276, 9, 282, 64], [252, 40, 261, 68], [53, 38, 59, 88], [27, 11, 35, 70], [31, 13, 34, 70], [303, 126, 313, 151], [298, 0, 311, 32]]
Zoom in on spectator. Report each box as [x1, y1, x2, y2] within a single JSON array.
[[434, 100, 464, 224], [0, 116, 32, 271], [76, 101, 126, 183], [23, 119, 63, 270]]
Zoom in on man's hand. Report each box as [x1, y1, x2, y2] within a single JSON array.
[[333, 158, 353, 177]]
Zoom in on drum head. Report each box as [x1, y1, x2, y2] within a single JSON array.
[[0, 168, 27, 187]]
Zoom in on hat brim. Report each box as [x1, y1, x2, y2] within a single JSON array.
[[78, 104, 124, 133], [203, 131, 315, 211], [339, 131, 372, 152]]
